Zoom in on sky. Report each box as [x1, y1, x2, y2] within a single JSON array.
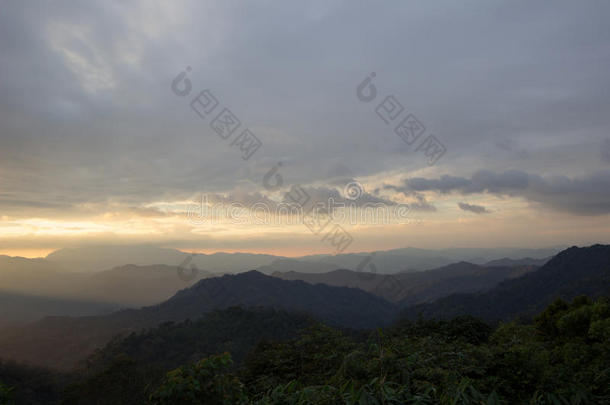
[[1, 0, 609, 258]]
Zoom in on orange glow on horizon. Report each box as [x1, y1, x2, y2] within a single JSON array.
[[0, 248, 57, 259]]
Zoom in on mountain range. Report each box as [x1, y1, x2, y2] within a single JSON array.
[[0, 245, 558, 325], [0, 271, 398, 370], [272, 262, 536, 304], [0, 244, 605, 373], [43, 245, 559, 274], [402, 244, 610, 320]]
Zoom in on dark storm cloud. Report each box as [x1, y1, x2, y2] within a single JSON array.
[[1, 0, 609, 216], [458, 202, 490, 214], [402, 171, 530, 194], [392, 170, 610, 215]]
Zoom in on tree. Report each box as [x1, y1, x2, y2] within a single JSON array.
[[149, 353, 247, 405], [0, 381, 15, 405]]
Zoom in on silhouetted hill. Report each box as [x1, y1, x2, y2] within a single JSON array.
[[274, 262, 535, 304], [46, 246, 278, 273], [398, 263, 536, 306], [483, 256, 551, 267], [402, 244, 610, 320], [155, 271, 398, 328], [296, 246, 560, 273], [257, 258, 340, 274], [0, 259, 213, 308], [0, 255, 86, 299], [83, 264, 213, 306], [0, 246, 559, 307], [0, 271, 397, 370]]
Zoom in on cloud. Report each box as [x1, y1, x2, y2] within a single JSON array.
[[2, 0, 610, 251], [391, 170, 610, 215], [601, 139, 610, 164], [407, 194, 437, 212], [208, 185, 398, 211], [127, 206, 172, 218], [458, 202, 490, 214], [1, 0, 610, 212]]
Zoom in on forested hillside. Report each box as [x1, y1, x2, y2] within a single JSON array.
[[1, 297, 608, 404]]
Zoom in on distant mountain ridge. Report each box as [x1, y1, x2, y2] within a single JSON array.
[[403, 244, 610, 320], [0, 262, 212, 311], [257, 259, 340, 274], [0, 245, 606, 371], [0, 271, 398, 370], [295, 246, 561, 273], [154, 271, 398, 329], [0, 245, 559, 325], [45, 246, 277, 273], [40, 244, 562, 274], [483, 257, 551, 267], [273, 262, 536, 304]]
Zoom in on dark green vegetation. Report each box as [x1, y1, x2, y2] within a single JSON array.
[[84, 307, 315, 374], [148, 296, 610, 404], [0, 361, 67, 405], [1, 297, 609, 404]]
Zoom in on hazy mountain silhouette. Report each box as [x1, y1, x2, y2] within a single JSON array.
[[289, 246, 560, 274], [42, 244, 561, 275], [0, 246, 558, 313], [82, 264, 213, 306], [0, 290, 119, 328], [483, 256, 551, 267], [0, 259, 212, 309], [273, 262, 536, 304], [402, 244, 610, 320], [0, 255, 85, 296], [0, 271, 398, 370], [0, 245, 604, 371], [45, 246, 278, 273], [256, 258, 340, 274]]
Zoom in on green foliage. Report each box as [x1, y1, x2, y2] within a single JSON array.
[[392, 315, 492, 345], [162, 297, 610, 404], [0, 361, 66, 404], [86, 307, 314, 373], [149, 353, 247, 405], [241, 324, 355, 397], [3, 297, 610, 404], [56, 307, 314, 404], [61, 355, 161, 405], [0, 380, 15, 405]]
